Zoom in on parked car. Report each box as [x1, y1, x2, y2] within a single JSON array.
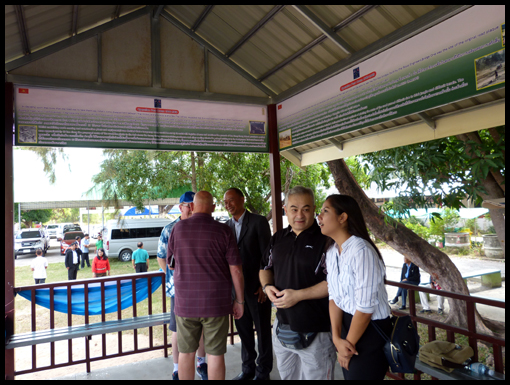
[[45, 224, 60, 238], [60, 231, 85, 255], [55, 222, 76, 240], [103, 218, 171, 262], [14, 228, 50, 258]]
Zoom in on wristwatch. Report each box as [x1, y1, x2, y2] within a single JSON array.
[[262, 283, 272, 295]]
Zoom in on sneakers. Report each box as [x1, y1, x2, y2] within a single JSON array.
[[196, 362, 208, 380], [172, 371, 179, 380]]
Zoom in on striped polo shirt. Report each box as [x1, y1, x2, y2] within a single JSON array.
[[168, 213, 242, 318]]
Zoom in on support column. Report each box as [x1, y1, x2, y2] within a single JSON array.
[[268, 104, 282, 233], [5, 82, 15, 379]]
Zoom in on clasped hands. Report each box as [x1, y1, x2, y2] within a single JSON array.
[[264, 285, 300, 309], [333, 335, 358, 370]]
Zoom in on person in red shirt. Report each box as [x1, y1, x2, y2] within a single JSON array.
[[92, 248, 111, 277]]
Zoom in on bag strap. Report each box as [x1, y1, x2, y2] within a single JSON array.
[[371, 320, 390, 343]]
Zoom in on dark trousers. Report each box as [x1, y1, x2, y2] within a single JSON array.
[[395, 280, 420, 307], [34, 278, 46, 284], [135, 263, 148, 273], [234, 291, 273, 377], [341, 311, 392, 380], [68, 264, 79, 280], [81, 252, 90, 268]]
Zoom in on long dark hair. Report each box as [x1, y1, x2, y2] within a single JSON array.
[[324, 194, 384, 265], [96, 248, 107, 260]]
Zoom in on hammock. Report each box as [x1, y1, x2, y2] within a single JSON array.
[[17, 276, 162, 316]]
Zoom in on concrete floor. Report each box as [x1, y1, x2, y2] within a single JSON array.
[[50, 341, 345, 380]]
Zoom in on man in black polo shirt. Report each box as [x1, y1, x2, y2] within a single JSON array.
[[259, 186, 336, 380]]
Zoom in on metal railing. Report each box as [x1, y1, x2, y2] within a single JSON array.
[[384, 280, 505, 380], [12, 272, 168, 376], [11, 277, 505, 379]]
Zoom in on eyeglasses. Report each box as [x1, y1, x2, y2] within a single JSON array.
[[180, 203, 191, 208]]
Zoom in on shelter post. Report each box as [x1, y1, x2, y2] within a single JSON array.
[[5, 82, 15, 379], [268, 104, 282, 233]]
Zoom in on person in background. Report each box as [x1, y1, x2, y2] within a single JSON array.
[[389, 256, 421, 310], [259, 186, 335, 380], [168, 191, 244, 381], [224, 187, 273, 381], [65, 241, 81, 280], [132, 242, 149, 273], [318, 194, 392, 380], [419, 273, 444, 315], [31, 248, 48, 284], [81, 233, 91, 268], [96, 233, 103, 250], [157, 191, 209, 380], [92, 248, 110, 278]]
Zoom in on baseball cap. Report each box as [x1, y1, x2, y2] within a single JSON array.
[[179, 191, 195, 203]]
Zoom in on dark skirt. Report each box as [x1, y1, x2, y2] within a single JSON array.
[[341, 311, 392, 380]]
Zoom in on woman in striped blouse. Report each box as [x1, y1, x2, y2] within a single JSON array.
[[318, 194, 392, 380]]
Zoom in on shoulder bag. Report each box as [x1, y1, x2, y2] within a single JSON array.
[[371, 315, 420, 373]]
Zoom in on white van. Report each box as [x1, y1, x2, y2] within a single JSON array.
[[103, 218, 172, 262]]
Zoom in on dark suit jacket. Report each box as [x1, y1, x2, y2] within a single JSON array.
[[400, 262, 421, 283], [227, 210, 271, 293], [64, 248, 82, 268]]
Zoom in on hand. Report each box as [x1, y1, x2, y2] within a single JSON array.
[[168, 264, 174, 271], [264, 285, 280, 303], [255, 287, 266, 303], [273, 288, 301, 309], [333, 338, 357, 370], [232, 301, 244, 319]]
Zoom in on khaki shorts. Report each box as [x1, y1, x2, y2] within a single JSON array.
[[176, 315, 230, 356]]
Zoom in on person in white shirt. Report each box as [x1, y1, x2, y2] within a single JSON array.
[[317, 194, 392, 380], [31, 248, 48, 284]]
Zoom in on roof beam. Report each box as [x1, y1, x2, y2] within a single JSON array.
[[274, 5, 472, 103], [258, 5, 374, 83], [71, 5, 79, 36], [225, 5, 286, 58], [6, 73, 270, 105], [191, 5, 214, 32], [160, 9, 276, 98], [6, 6, 153, 72], [292, 5, 354, 55], [13, 5, 30, 56]]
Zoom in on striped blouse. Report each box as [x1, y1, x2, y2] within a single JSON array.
[[326, 235, 390, 320]]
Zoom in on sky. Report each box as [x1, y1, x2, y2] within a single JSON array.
[[13, 147, 106, 202]]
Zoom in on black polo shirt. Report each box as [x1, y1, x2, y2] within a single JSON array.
[[260, 220, 330, 333]]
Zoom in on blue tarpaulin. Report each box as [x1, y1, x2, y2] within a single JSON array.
[[17, 276, 162, 316]]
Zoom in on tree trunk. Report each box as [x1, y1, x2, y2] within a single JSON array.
[[327, 158, 491, 332]]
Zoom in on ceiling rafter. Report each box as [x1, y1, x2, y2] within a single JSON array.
[[160, 9, 276, 98], [292, 5, 355, 55], [225, 5, 286, 58], [14, 5, 30, 56], [258, 5, 376, 83], [191, 5, 215, 32]]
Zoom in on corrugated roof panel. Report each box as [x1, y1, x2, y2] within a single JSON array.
[[24, 5, 73, 52], [76, 5, 119, 34], [307, 5, 367, 29], [165, 5, 206, 30], [4, 5, 24, 62]]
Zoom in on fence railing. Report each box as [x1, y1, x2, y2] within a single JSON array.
[[12, 272, 169, 376], [11, 277, 505, 379], [384, 280, 505, 380]]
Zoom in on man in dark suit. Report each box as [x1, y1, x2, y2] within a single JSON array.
[[224, 188, 273, 380], [64, 241, 82, 280], [389, 256, 421, 310]]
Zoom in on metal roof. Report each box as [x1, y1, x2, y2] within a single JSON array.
[[5, 5, 505, 166]]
